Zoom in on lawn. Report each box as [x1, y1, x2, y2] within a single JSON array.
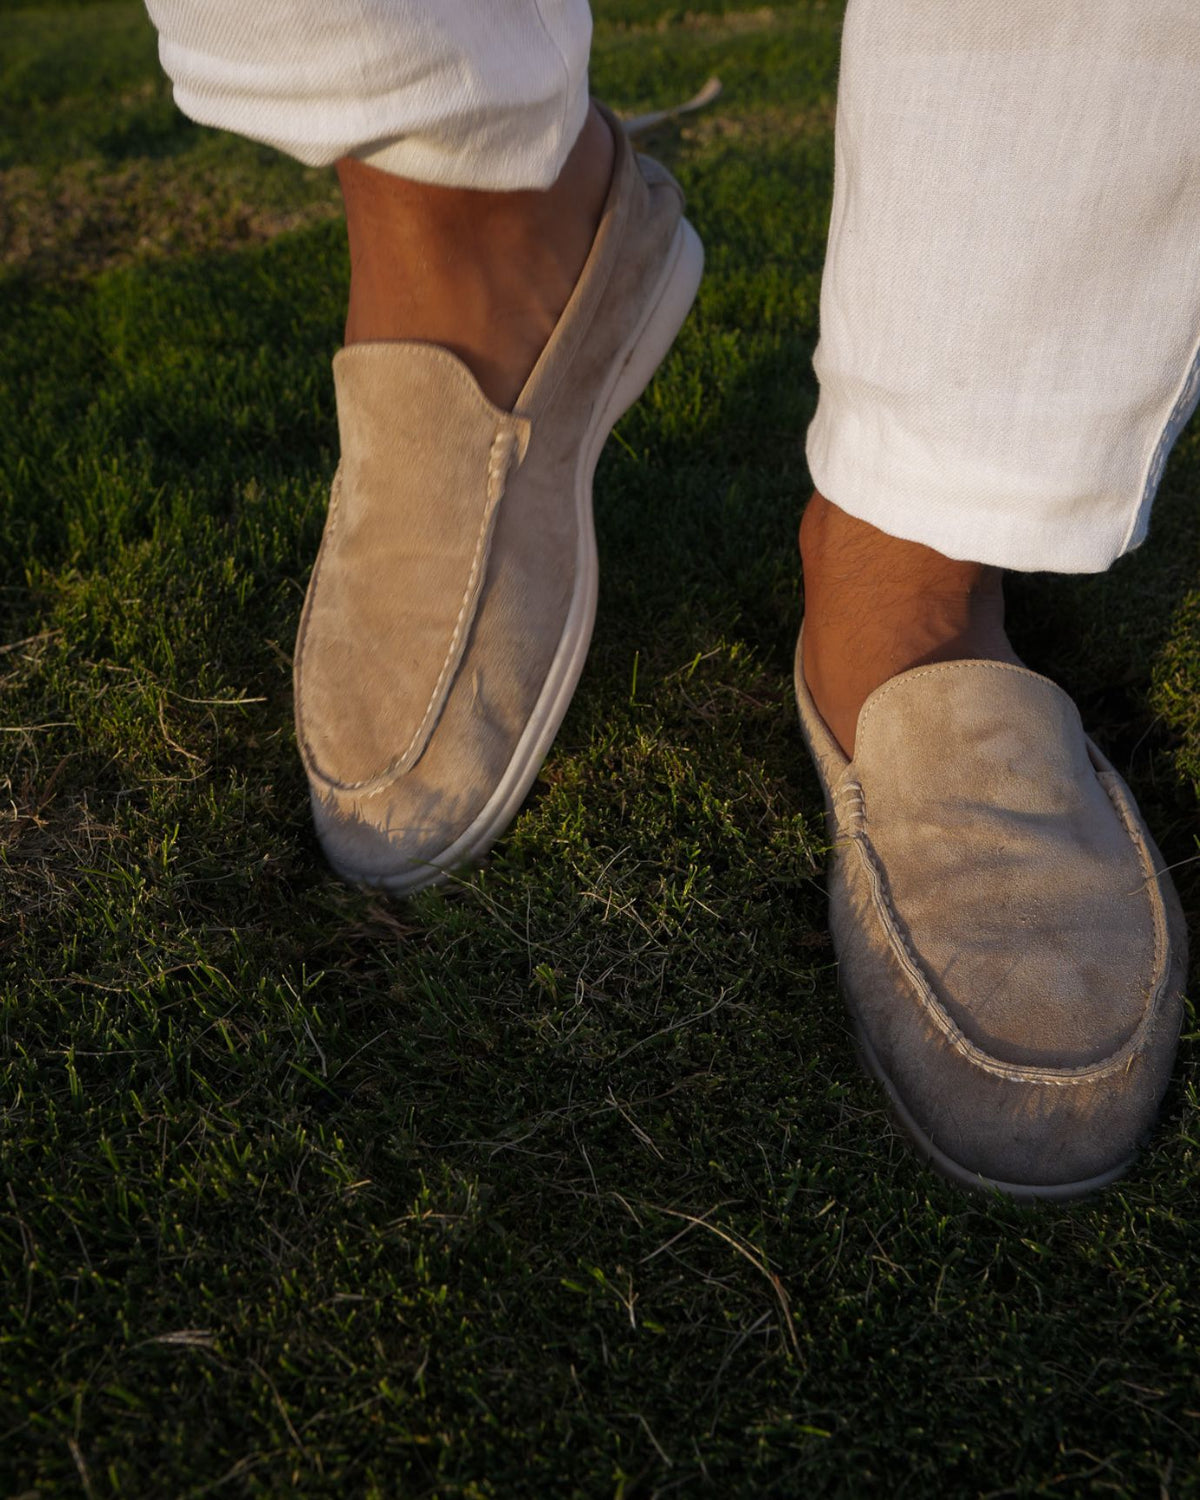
[[2, 2, 1199, 1496]]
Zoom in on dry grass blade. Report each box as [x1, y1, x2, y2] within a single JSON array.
[[638, 1202, 801, 1360], [621, 77, 723, 137]]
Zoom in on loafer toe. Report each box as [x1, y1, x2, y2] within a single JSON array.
[[796, 642, 1187, 1197]]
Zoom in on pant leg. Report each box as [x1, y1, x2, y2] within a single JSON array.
[[807, 0, 1200, 573], [143, 0, 592, 190]]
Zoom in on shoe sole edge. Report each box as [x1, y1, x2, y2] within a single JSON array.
[[852, 1016, 1136, 1202]]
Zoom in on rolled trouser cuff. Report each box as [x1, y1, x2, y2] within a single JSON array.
[[148, 0, 592, 190]]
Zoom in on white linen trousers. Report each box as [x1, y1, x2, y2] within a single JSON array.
[[146, 0, 1200, 574]]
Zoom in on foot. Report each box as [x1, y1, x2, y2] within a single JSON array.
[[297, 113, 703, 892], [798, 489, 1020, 757], [337, 104, 615, 410], [793, 642, 1188, 1198], [794, 491, 1187, 1198]]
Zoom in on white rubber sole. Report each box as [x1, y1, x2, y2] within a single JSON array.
[[853, 1020, 1135, 1202], [324, 216, 704, 895]]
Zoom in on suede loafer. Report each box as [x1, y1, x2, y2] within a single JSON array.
[[294, 113, 703, 892], [795, 633, 1188, 1198]]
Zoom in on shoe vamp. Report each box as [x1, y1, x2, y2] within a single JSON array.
[[397, 461, 578, 804], [853, 666, 1157, 1069], [304, 494, 575, 881], [298, 346, 534, 790]]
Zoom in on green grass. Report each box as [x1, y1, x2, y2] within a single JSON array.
[[2, 3, 1198, 1495]]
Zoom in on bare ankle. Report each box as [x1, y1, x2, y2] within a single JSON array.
[[336, 105, 615, 407], [799, 490, 1001, 602], [800, 490, 1017, 755]]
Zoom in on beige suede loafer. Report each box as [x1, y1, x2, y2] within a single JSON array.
[[293, 117, 702, 892], [795, 632, 1187, 1198]]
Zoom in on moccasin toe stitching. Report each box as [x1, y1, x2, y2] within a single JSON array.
[[796, 636, 1187, 1193], [832, 841, 1182, 1190]]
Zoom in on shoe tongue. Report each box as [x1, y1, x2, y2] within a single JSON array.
[[852, 660, 1092, 815]]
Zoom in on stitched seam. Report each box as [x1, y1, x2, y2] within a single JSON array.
[[847, 776, 1165, 1086], [856, 661, 1055, 742], [392, 425, 517, 773]]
